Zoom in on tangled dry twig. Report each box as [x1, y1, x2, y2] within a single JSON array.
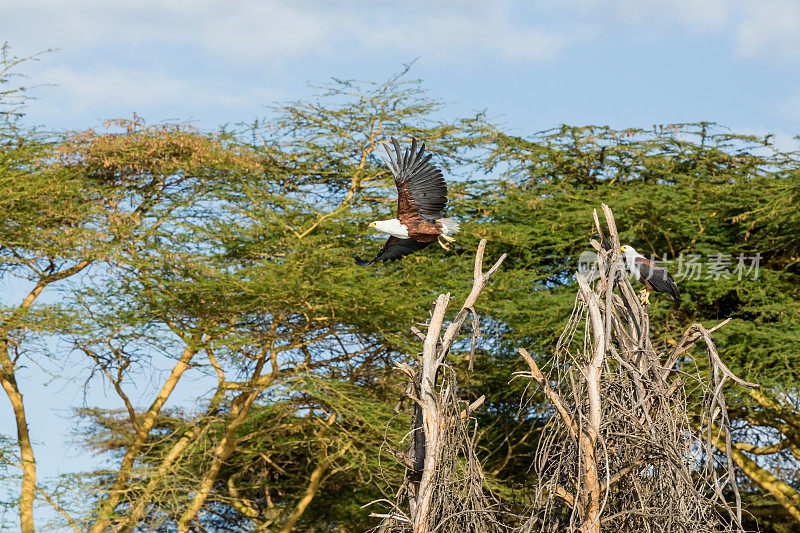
[[372, 239, 508, 533], [518, 204, 758, 533]]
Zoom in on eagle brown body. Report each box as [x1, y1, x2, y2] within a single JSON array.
[[400, 219, 441, 242]]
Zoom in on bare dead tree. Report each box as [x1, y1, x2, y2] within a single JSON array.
[[517, 204, 758, 533], [371, 239, 508, 533]]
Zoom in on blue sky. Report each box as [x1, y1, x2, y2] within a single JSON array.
[[2, 0, 800, 528], [3, 0, 800, 145]]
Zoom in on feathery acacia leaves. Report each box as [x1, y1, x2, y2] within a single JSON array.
[[1, 58, 799, 531]]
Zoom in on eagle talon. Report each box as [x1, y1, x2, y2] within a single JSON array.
[[638, 289, 651, 306], [438, 238, 451, 251], [440, 234, 456, 243]]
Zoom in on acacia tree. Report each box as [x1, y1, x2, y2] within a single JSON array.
[[470, 124, 800, 530], [64, 73, 494, 532], [4, 52, 799, 533], [1, 111, 262, 532], [0, 45, 137, 533], [73, 120, 800, 532]]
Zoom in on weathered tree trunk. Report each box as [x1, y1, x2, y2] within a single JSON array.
[[374, 240, 505, 533], [0, 343, 37, 533], [412, 293, 450, 533], [576, 274, 606, 533], [0, 261, 91, 533]]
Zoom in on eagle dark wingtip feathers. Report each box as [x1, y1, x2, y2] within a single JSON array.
[[406, 137, 417, 167], [664, 271, 681, 302], [391, 137, 403, 168], [385, 137, 429, 170], [353, 255, 374, 267], [669, 285, 682, 302]]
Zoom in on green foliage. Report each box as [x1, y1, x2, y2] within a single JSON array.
[[81, 375, 404, 531], [466, 124, 800, 530], [1, 61, 798, 532], [470, 124, 800, 382]]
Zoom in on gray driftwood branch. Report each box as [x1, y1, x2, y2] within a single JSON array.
[[375, 239, 506, 533], [519, 203, 757, 533]]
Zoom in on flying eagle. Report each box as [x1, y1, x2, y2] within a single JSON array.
[[355, 138, 459, 266], [620, 245, 681, 305]]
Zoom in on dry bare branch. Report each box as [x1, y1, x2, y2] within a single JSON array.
[[374, 239, 507, 533], [519, 204, 756, 533]]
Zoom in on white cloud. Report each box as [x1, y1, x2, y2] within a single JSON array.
[[602, 0, 735, 33], [559, 0, 800, 63], [6, 0, 800, 69], [662, 0, 734, 32], [5, 0, 799, 132], [2, 0, 567, 126], [25, 65, 281, 125], [356, 1, 566, 62], [2, 0, 565, 64], [3, 0, 336, 62], [736, 0, 800, 61]]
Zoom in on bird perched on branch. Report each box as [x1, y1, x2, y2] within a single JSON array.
[[620, 245, 681, 305], [355, 137, 459, 266]]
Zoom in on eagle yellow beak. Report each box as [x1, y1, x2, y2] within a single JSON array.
[[620, 246, 627, 252], [368, 222, 376, 228]]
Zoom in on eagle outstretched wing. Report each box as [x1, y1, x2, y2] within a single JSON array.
[[635, 257, 681, 301], [382, 138, 448, 222], [354, 237, 433, 266]]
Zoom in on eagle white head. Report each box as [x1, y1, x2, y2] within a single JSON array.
[[368, 219, 409, 239], [620, 245, 642, 260], [620, 245, 644, 277]]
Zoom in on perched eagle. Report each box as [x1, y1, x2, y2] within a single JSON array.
[[355, 137, 459, 266], [620, 245, 681, 305]]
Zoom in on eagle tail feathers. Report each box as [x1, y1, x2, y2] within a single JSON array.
[[437, 218, 460, 235]]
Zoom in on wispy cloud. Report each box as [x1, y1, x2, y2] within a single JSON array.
[[5, 0, 568, 126], [4, 0, 797, 133], [355, 1, 566, 62], [28, 65, 281, 125], [578, 0, 735, 33], [560, 0, 800, 63], [736, 0, 800, 61], [8, 1, 800, 70], [4, 0, 566, 64]]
